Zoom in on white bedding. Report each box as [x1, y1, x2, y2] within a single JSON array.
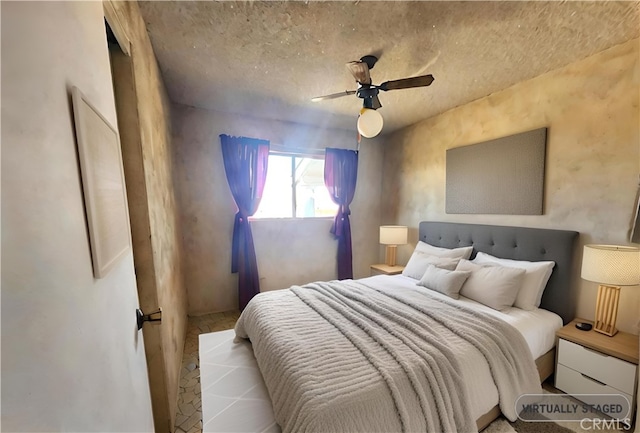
[[354, 274, 562, 421], [364, 274, 563, 359], [235, 275, 559, 428]]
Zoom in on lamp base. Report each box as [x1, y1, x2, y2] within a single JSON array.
[[593, 284, 620, 337], [385, 245, 397, 267]]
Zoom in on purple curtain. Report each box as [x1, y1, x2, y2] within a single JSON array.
[[324, 148, 358, 280], [220, 134, 269, 310]]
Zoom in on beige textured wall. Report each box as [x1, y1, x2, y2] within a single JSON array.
[[172, 104, 384, 314], [1, 2, 154, 431], [107, 2, 188, 430], [381, 38, 640, 334]]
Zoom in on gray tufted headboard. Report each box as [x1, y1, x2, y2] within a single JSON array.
[[419, 221, 579, 324]]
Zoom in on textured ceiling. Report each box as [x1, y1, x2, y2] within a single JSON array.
[[139, 1, 639, 135]]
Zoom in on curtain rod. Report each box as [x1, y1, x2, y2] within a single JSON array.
[[269, 143, 358, 155]]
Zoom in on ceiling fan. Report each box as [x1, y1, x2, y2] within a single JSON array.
[[311, 55, 434, 137]]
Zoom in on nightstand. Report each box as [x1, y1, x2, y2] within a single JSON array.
[[555, 319, 638, 423], [370, 264, 405, 276]]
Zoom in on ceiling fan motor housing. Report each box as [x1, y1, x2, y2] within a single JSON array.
[[356, 86, 378, 99]]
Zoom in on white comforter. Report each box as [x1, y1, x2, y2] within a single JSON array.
[[235, 276, 543, 433]]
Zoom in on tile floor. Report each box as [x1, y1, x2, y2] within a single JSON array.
[[175, 311, 241, 433]]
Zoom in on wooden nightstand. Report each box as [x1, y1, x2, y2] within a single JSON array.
[[555, 319, 638, 423], [370, 264, 405, 276]]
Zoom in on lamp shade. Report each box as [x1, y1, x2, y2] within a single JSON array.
[[581, 244, 640, 286], [357, 108, 383, 138], [379, 225, 408, 246]]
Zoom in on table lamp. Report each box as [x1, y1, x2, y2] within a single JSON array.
[[379, 225, 408, 267], [581, 244, 640, 336]]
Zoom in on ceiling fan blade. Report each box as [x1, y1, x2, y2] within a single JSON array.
[[346, 61, 371, 84], [311, 90, 356, 102], [371, 95, 382, 109], [379, 74, 434, 91]]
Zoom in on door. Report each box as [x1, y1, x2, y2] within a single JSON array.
[[105, 16, 173, 433], [1, 2, 155, 431]]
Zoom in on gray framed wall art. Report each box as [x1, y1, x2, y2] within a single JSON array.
[[446, 128, 547, 215]]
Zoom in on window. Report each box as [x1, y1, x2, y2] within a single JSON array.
[[253, 153, 338, 218]]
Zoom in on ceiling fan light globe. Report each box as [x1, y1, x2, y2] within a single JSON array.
[[357, 108, 384, 138]]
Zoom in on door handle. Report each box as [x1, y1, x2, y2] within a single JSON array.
[[136, 308, 162, 330]]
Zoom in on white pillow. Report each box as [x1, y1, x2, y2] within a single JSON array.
[[402, 252, 460, 280], [417, 264, 471, 299], [415, 241, 473, 260], [472, 252, 555, 310], [457, 259, 526, 311]]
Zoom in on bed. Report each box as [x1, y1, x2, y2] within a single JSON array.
[[234, 222, 579, 432]]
